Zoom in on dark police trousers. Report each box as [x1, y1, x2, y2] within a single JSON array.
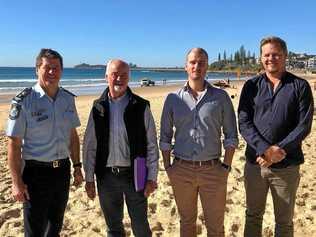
[[97, 168, 152, 237], [22, 160, 70, 237]]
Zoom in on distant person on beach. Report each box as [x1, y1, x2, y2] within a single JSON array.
[[238, 36, 314, 237], [160, 48, 238, 237], [6, 48, 83, 236], [83, 59, 159, 236]]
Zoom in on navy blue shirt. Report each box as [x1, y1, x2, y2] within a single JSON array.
[[238, 72, 314, 168]]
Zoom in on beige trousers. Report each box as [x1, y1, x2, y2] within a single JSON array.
[[167, 159, 229, 237]]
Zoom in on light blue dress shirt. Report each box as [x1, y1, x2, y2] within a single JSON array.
[[160, 81, 238, 161], [6, 83, 81, 162]]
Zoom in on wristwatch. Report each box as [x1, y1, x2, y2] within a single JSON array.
[[221, 163, 231, 172], [73, 162, 82, 168]]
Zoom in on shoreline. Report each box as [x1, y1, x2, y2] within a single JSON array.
[[0, 79, 247, 103], [0, 74, 316, 236]]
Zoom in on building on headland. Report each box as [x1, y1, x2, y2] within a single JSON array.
[[307, 57, 316, 70], [286, 52, 316, 71]]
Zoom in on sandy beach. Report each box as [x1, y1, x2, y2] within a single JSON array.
[[0, 76, 316, 237]]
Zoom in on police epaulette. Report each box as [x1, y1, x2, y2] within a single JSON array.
[[61, 87, 77, 97], [12, 87, 32, 103]]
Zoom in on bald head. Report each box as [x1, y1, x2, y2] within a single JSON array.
[[106, 59, 129, 76], [105, 59, 130, 99]]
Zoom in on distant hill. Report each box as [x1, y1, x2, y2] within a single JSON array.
[[73, 63, 184, 71], [74, 63, 104, 69]]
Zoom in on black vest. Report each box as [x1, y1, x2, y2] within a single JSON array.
[[92, 87, 149, 178]]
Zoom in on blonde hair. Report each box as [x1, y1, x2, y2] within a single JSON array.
[[260, 36, 288, 56]]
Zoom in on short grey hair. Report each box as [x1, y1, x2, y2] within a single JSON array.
[[105, 59, 131, 77], [105, 59, 113, 76]]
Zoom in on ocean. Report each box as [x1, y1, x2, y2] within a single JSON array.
[[0, 67, 239, 95]]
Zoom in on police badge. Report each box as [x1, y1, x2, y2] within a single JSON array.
[[9, 103, 21, 120]]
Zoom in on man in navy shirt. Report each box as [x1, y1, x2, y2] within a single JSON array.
[[238, 36, 313, 237]]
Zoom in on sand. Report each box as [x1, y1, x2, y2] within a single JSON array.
[[0, 76, 316, 237]]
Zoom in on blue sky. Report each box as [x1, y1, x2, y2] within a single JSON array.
[[1, 0, 315, 67]]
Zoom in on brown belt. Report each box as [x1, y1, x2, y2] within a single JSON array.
[[174, 157, 219, 166]]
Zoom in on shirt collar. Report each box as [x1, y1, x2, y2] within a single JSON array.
[[34, 83, 60, 100], [183, 80, 212, 92], [263, 71, 288, 83], [34, 83, 46, 98], [109, 91, 129, 103]]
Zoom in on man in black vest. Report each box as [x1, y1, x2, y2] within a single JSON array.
[[83, 59, 159, 237]]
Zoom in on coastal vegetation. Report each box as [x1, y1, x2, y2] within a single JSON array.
[[209, 45, 261, 73]]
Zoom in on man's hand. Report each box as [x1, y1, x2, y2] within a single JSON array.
[[264, 145, 286, 163], [12, 181, 29, 202], [144, 180, 157, 197], [73, 168, 84, 187], [256, 156, 273, 168], [85, 182, 96, 200], [164, 165, 172, 171]]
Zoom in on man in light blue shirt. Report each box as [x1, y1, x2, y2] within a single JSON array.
[[160, 48, 238, 237], [6, 48, 83, 237]]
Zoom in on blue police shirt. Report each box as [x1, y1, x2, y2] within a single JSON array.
[[6, 83, 81, 162]]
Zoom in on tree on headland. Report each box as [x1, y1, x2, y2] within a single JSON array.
[[209, 45, 260, 72], [239, 45, 246, 65], [129, 63, 137, 68]]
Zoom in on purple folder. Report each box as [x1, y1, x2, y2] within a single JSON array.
[[134, 157, 147, 192]]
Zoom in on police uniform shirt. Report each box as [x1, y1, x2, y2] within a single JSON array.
[[6, 83, 81, 162]]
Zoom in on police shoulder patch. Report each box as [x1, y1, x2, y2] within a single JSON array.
[[9, 87, 31, 120], [9, 103, 21, 120]]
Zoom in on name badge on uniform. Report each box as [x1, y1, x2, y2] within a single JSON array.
[[31, 111, 42, 117], [37, 115, 49, 122], [31, 108, 46, 117], [9, 103, 21, 120], [65, 109, 74, 113]]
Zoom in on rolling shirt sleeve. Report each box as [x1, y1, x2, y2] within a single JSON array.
[[159, 95, 174, 151], [144, 105, 159, 182], [222, 92, 238, 149]]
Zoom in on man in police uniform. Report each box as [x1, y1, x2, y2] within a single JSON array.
[[6, 48, 83, 237]]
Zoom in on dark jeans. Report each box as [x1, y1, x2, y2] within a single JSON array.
[[22, 161, 70, 237], [97, 170, 151, 237]]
